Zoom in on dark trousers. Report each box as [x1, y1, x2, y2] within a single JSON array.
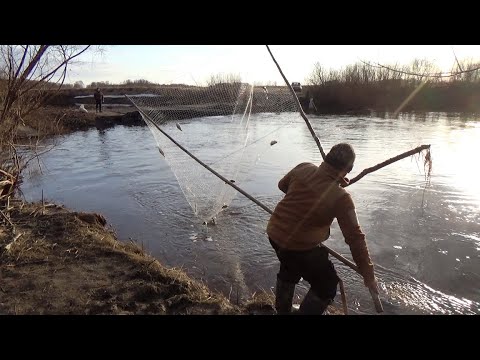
[[269, 238, 339, 300], [96, 101, 102, 113]]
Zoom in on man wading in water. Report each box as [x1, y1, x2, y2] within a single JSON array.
[[267, 143, 379, 314]]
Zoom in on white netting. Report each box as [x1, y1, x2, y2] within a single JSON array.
[[127, 49, 307, 224]]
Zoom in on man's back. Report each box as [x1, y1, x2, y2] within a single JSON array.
[[267, 161, 351, 250]]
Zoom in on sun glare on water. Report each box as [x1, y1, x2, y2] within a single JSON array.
[[436, 124, 480, 208]]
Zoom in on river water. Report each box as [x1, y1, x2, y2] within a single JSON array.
[[20, 111, 480, 314]]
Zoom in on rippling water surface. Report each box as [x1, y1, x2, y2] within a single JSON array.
[[20, 112, 480, 314]]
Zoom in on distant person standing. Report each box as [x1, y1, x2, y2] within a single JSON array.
[[308, 97, 317, 113], [94, 88, 104, 113]]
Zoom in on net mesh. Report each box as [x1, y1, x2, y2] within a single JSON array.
[[127, 48, 310, 224]]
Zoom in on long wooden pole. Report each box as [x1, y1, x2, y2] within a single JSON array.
[[266, 45, 326, 160]]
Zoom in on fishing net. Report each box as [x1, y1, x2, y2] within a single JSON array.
[[126, 46, 432, 226], [127, 47, 310, 224]]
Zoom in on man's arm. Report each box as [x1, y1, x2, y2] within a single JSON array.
[[335, 193, 376, 289]]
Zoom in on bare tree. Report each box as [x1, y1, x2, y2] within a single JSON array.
[[206, 72, 242, 86], [307, 62, 329, 85], [0, 45, 93, 142], [0, 45, 95, 199], [74, 80, 86, 89]]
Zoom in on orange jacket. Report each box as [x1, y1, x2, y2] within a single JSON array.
[[267, 161, 375, 283]]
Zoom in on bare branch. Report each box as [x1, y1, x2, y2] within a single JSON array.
[[346, 145, 431, 187], [14, 45, 29, 79], [0, 44, 101, 199], [16, 45, 49, 87], [18, 46, 91, 98]]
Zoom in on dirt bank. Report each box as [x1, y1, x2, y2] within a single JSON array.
[[0, 200, 282, 315], [17, 105, 142, 140]]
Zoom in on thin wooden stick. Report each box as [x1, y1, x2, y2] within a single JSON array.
[[12, 232, 22, 242], [0, 209, 14, 227], [266, 45, 326, 160], [0, 169, 15, 178], [338, 278, 348, 315], [327, 246, 359, 271], [369, 288, 383, 313], [329, 248, 382, 313], [347, 144, 431, 186], [5, 232, 22, 251], [0, 180, 13, 187]]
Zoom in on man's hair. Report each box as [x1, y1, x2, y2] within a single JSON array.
[[325, 143, 355, 172]]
